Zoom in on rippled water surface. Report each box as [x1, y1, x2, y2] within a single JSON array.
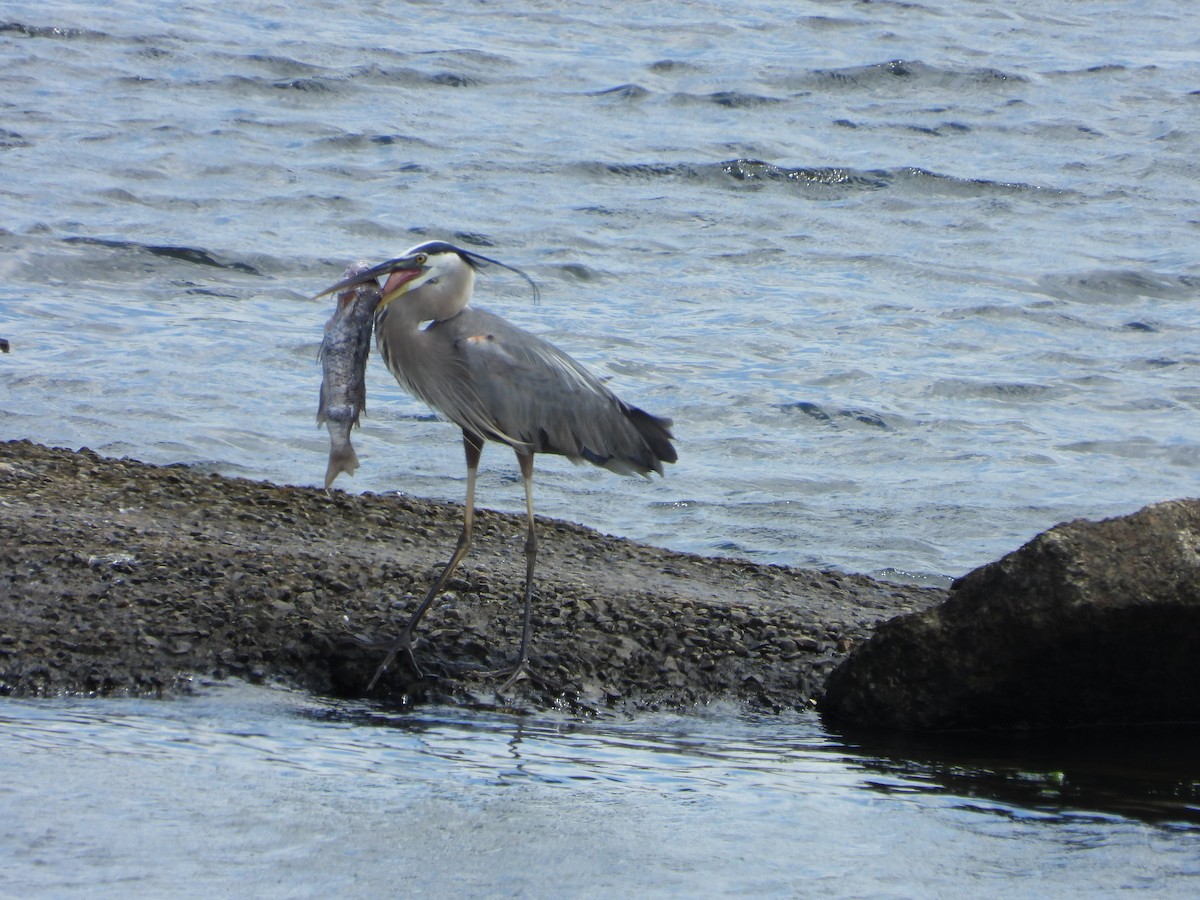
[[3, 0, 1198, 582], [3, 683, 1198, 898]]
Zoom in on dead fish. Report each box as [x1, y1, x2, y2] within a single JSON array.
[[317, 263, 381, 489]]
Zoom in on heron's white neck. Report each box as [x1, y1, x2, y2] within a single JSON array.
[[404, 260, 474, 324]]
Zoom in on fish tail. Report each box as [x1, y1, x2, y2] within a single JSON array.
[[324, 441, 360, 490]]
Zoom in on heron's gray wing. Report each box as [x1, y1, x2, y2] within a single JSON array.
[[431, 309, 673, 475]]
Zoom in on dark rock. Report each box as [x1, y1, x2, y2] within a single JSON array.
[[821, 500, 1200, 731]]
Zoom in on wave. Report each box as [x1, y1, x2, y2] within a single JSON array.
[[578, 159, 887, 190], [594, 59, 1025, 108], [791, 58, 1028, 93], [779, 401, 896, 430], [1047, 63, 1131, 79], [240, 53, 326, 78], [671, 90, 785, 108], [578, 158, 1059, 199], [272, 77, 338, 93], [589, 84, 651, 101], [0, 128, 29, 149], [588, 85, 783, 107], [345, 63, 484, 88], [926, 379, 1063, 403], [314, 132, 434, 151], [833, 118, 974, 138], [61, 237, 262, 275], [1034, 270, 1200, 305], [0, 21, 106, 40], [193, 62, 483, 99]]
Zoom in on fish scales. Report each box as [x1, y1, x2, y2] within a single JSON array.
[[317, 263, 381, 489]]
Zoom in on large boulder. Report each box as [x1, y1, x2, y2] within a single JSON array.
[[821, 500, 1200, 731]]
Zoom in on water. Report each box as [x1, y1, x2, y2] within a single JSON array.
[[2, 682, 1197, 898], [3, 3, 1200, 892], [3, 0, 1198, 583]]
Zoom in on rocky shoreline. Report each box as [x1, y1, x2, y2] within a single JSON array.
[[0, 439, 942, 714], [823, 497, 1200, 731]]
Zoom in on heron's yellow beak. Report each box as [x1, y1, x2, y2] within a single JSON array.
[[379, 266, 426, 307]]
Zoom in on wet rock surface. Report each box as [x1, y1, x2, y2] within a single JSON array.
[[822, 500, 1200, 731], [0, 440, 941, 714]]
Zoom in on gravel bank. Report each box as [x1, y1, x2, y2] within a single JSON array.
[[1, 440, 943, 713]]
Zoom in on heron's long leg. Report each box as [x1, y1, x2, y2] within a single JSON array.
[[367, 432, 483, 689], [498, 451, 537, 694]]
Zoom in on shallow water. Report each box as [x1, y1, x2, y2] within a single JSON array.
[[3, 682, 1198, 898], [2, 0, 1199, 583]]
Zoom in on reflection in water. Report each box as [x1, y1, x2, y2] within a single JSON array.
[[320, 696, 1200, 830], [832, 725, 1200, 829], [2, 683, 1198, 897]]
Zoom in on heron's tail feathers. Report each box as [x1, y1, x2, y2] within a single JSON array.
[[580, 404, 676, 477], [626, 406, 677, 471]]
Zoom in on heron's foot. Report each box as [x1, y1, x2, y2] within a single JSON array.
[[492, 657, 560, 697], [346, 631, 426, 690], [495, 659, 530, 696]]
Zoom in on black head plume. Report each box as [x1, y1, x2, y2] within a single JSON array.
[[410, 240, 540, 304]]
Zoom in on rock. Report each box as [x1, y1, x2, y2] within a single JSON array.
[[821, 500, 1200, 731]]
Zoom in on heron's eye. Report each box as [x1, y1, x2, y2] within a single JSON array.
[[415, 253, 428, 265]]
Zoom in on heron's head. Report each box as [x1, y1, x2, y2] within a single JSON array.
[[313, 240, 537, 318], [378, 241, 476, 310]]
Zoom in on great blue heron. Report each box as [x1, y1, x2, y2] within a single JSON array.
[[315, 240, 677, 692]]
